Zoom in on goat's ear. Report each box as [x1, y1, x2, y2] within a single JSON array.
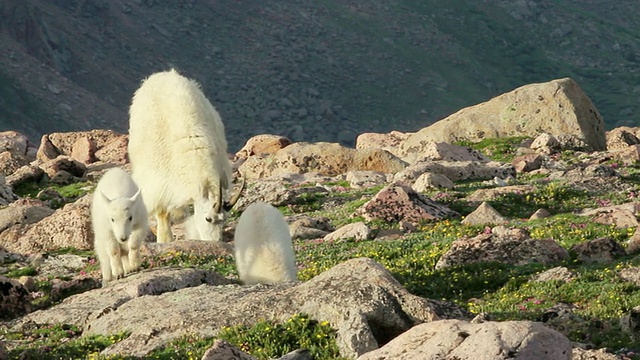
[[101, 191, 112, 204], [130, 189, 141, 203]]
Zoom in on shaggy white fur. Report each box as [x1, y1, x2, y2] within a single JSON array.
[[128, 69, 242, 243], [91, 167, 148, 287], [234, 201, 297, 284]]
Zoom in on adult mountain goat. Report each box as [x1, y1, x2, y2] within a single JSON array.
[[234, 202, 298, 284], [128, 69, 243, 243], [91, 167, 148, 287]]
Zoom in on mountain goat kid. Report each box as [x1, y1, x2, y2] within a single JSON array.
[[128, 69, 243, 243], [234, 202, 297, 284], [91, 167, 149, 287]]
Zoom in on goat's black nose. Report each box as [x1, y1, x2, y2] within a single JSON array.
[[119, 237, 127, 242]]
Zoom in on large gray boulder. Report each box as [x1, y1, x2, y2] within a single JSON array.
[[15, 258, 470, 358], [400, 78, 606, 158]]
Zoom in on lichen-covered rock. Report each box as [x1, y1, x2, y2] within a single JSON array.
[[436, 228, 569, 269], [357, 182, 459, 224]]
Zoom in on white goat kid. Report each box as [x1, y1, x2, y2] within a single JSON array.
[[234, 202, 297, 284], [91, 167, 149, 287], [128, 69, 243, 243]]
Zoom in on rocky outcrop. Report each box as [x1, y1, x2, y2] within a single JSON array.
[[37, 131, 128, 165], [0, 194, 92, 254], [401, 78, 606, 156]]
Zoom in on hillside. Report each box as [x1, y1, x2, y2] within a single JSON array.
[[2, 0, 640, 150]]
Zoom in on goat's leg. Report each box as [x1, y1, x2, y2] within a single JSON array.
[[156, 210, 173, 243]]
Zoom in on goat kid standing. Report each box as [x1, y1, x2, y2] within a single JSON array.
[[91, 167, 149, 286]]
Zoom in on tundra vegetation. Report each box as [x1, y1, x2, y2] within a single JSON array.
[[2, 137, 640, 359]]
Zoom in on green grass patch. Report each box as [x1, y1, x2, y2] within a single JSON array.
[[125, 314, 344, 360], [219, 314, 344, 359], [455, 136, 530, 163], [5, 266, 38, 278], [14, 181, 93, 209], [3, 323, 129, 359]]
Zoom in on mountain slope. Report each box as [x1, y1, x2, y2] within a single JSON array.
[[1, 0, 639, 150]]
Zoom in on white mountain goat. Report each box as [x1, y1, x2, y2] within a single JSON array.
[[128, 69, 243, 243], [234, 202, 298, 284], [91, 167, 149, 287]]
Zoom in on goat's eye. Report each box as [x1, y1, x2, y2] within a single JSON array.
[[205, 217, 212, 223], [111, 218, 114, 222], [128, 216, 132, 221]]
